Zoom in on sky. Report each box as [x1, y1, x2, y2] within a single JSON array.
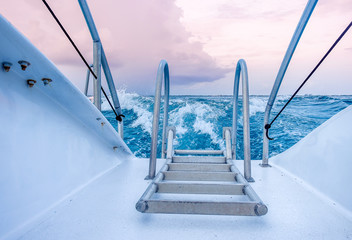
[[1, 0, 351, 95]]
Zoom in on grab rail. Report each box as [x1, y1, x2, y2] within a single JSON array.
[[232, 59, 253, 182], [78, 0, 124, 137], [262, 0, 318, 166], [78, 0, 123, 117], [84, 64, 93, 96], [43, 0, 125, 137], [147, 60, 170, 179]]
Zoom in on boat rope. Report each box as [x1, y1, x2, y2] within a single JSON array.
[[265, 21, 352, 140], [42, 0, 124, 122]]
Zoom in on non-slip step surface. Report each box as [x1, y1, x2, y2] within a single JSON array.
[[167, 163, 231, 172], [162, 171, 237, 181], [156, 182, 245, 195], [136, 148, 267, 217], [172, 156, 226, 163], [174, 149, 224, 155], [151, 193, 249, 202], [137, 200, 261, 215]]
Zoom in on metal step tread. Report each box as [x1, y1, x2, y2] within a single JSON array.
[[136, 199, 266, 216], [174, 149, 224, 155], [172, 156, 226, 163], [156, 182, 245, 195], [136, 148, 268, 216], [161, 179, 241, 185], [168, 163, 231, 172], [151, 193, 250, 201], [162, 171, 237, 181]]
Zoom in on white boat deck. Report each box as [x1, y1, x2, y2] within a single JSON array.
[[19, 159, 352, 240]]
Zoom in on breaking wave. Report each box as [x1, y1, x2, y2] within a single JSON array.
[[102, 91, 352, 159]]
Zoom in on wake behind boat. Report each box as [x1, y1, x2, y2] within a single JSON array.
[[1, 0, 352, 239]]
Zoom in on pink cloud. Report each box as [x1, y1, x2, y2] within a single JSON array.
[[2, 0, 229, 94], [2, 0, 352, 95]]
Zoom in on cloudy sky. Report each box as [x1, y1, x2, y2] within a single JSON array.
[[2, 0, 352, 95]]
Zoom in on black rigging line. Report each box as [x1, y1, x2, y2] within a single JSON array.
[[265, 21, 352, 140], [42, 0, 123, 122]]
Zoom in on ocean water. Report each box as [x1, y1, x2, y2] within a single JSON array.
[[102, 91, 352, 159]]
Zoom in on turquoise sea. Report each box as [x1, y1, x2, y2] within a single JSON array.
[[102, 92, 352, 159]]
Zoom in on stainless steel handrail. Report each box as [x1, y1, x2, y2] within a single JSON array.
[[78, 0, 122, 115], [78, 0, 124, 138], [261, 0, 318, 166], [166, 127, 176, 159], [232, 59, 253, 182], [93, 41, 102, 110], [84, 64, 93, 96], [147, 60, 170, 179]]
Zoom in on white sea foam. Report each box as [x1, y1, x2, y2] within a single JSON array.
[[102, 88, 153, 134], [249, 97, 267, 115], [169, 101, 225, 148], [193, 117, 224, 148], [169, 105, 189, 136], [169, 99, 184, 105], [100, 91, 350, 159], [276, 95, 291, 101]]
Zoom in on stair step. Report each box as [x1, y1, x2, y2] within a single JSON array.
[[156, 182, 245, 195], [136, 148, 268, 217], [152, 193, 249, 201], [168, 163, 231, 172], [172, 156, 226, 163], [162, 171, 237, 181], [174, 149, 224, 155], [137, 200, 261, 216]]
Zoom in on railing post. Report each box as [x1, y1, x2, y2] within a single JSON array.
[[84, 66, 90, 96], [147, 60, 170, 179], [93, 41, 102, 110], [78, 0, 123, 117], [223, 127, 232, 160], [166, 127, 176, 159], [118, 120, 124, 139], [84, 64, 94, 97], [161, 71, 170, 159], [233, 59, 254, 182], [261, 0, 318, 166]]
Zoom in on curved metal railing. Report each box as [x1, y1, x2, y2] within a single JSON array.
[[232, 59, 253, 182], [261, 0, 318, 166], [147, 60, 170, 179]]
